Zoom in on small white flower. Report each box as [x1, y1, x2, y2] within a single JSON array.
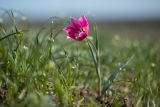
[[51, 20, 54, 24], [23, 45, 28, 50], [50, 91, 54, 95], [21, 16, 27, 21]]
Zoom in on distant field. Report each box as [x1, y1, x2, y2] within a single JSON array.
[[98, 21, 160, 38]]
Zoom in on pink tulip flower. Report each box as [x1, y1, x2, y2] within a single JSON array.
[[63, 16, 89, 41]]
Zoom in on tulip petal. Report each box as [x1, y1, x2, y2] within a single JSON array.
[[67, 36, 76, 40], [63, 26, 76, 36], [79, 16, 88, 27], [76, 32, 87, 41], [70, 16, 81, 30]]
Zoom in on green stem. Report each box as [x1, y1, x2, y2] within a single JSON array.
[[86, 38, 101, 96]]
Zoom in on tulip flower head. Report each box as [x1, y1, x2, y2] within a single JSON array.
[[63, 16, 89, 41]]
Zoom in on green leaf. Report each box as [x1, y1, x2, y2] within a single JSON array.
[[102, 55, 134, 93]]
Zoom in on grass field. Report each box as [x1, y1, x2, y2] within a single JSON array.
[[0, 13, 160, 107]]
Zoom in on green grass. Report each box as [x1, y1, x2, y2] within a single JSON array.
[[0, 12, 160, 107]]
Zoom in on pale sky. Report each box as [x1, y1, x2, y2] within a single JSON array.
[[0, 0, 160, 21]]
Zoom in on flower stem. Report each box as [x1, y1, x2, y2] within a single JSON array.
[[86, 38, 101, 96]]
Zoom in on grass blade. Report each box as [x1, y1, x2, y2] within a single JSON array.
[[0, 32, 22, 42], [102, 55, 135, 93], [87, 39, 101, 95]]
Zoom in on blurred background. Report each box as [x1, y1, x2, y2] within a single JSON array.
[[1, 0, 160, 21], [1, 0, 160, 37]]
